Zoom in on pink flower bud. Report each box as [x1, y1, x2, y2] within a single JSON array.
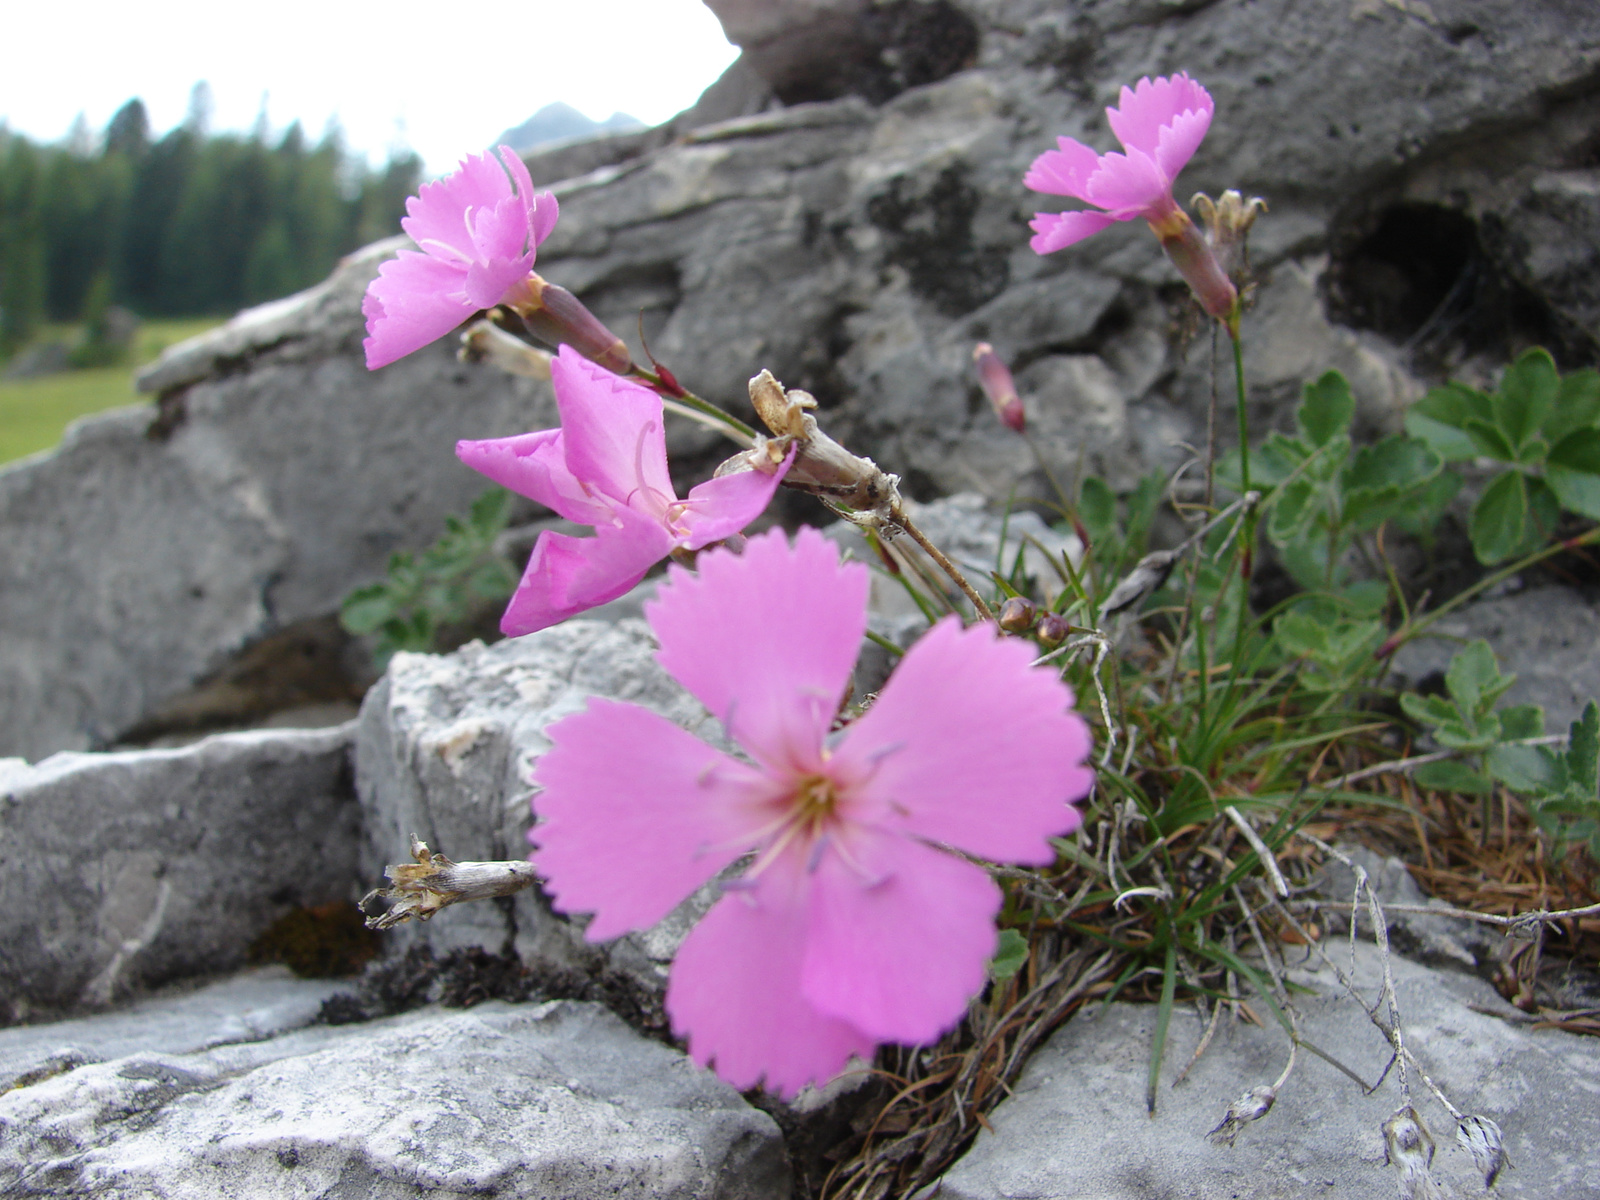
[[503, 274, 633, 376], [972, 343, 1025, 433]]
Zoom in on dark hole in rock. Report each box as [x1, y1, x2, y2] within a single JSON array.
[[1325, 201, 1575, 367], [249, 902, 380, 979], [757, 0, 980, 106], [867, 164, 1009, 317], [115, 614, 373, 748], [1326, 202, 1479, 344]]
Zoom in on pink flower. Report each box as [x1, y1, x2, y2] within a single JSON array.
[[1024, 73, 1239, 324], [363, 145, 558, 369], [531, 527, 1094, 1097], [1025, 73, 1213, 253], [456, 346, 790, 635]]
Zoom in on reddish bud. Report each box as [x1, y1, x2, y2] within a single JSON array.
[[972, 343, 1025, 433], [653, 361, 687, 398], [505, 274, 634, 375], [998, 596, 1038, 634]]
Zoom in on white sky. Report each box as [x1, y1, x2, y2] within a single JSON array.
[[1, 0, 740, 175]]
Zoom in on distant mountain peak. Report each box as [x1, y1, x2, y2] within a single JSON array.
[[494, 103, 645, 154]]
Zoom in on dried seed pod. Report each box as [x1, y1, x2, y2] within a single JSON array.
[[746, 370, 902, 516], [1207, 1084, 1277, 1147], [1456, 1114, 1509, 1187], [1192, 189, 1268, 285], [998, 596, 1038, 633], [1102, 548, 1180, 615], [361, 836, 539, 930]]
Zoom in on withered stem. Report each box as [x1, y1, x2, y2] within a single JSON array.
[[890, 502, 996, 623]]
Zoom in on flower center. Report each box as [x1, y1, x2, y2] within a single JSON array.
[[788, 773, 840, 838]]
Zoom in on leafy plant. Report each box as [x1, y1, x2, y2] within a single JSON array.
[[340, 488, 519, 666], [1243, 370, 1451, 592], [1404, 348, 1600, 563], [1399, 640, 1544, 795], [1489, 700, 1600, 860]]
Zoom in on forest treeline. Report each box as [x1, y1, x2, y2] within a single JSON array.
[[0, 94, 422, 353]]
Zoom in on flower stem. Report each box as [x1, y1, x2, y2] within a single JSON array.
[[1378, 526, 1600, 656], [630, 366, 760, 444], [890, 502, 997, 623]]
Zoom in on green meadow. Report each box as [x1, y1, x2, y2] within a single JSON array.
[[0, 319, 221, 465]]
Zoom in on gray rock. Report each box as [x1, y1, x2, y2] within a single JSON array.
[[0, 967, 344, 1090], [355, 622, 723, 1006], [0, 725, 361, 1022], [0, 996, 788, 1199], [1388, 584, 1600, 732], [930, 938, 1600, 1199]]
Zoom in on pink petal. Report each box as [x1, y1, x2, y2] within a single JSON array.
[[1028, 209, 1121, 255], [1022, 137, 1104, 202], [400, 149, 515, 261], [362, 252, 474, 369], [531, 699, 766, 940], [550, 346, 676, 507], [455, 430, 611, 526], [500, 512, 674, 635], [831, 617, 1091, 864], [666, 852, 876, 1098], [495, 145, 546, 234], [527, 191, 560, 249], [462, 195, 537, 306], [1152, 105, 1212, 184], [1080, 147, 1171, 216], [646, 527, 867, 772], [802, 833, 999, 1044], [677, 446, 794, 550], [1106, 73, 1213, 158]]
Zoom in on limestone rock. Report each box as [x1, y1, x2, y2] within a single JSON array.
[[355, 621, 723, 1012], [0, 992, 788, 1200], [931, 938, 1600, 1199], [0, 725, 361, 1022]]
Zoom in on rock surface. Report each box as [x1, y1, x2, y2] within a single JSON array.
[[0, 980, 788, 1200], [0, 725, 361, 1022], [929, 938, 1600, 1200], [1388, 583, 1600, 732], [355, 619, 721, 1013]]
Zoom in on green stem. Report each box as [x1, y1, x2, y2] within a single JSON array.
[[630, 367, 759, 444], [1231, 331, 1250, 497], [1384, 526, 1600, 654]]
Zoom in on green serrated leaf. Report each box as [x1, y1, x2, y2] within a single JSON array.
[[1488, 743, 1559, 794], [1567, 701, 1600, 798], [1337, 580, 1390, 618], [1273, 611, 1330, 659], [1546, 428, 1600, 520], [340, 584, 398, 635], [1393, 470, 1463, 538], [1495, 347, 1560, 452], [988, 928, 1030, 981], [1401, 692, 1457, 728], [1414, 759, 1494, 795], [1252, 432, 1313, 487], [1405, 412, 1478, 463], [1298, 370, 1356, 447], [1446, 640, 1504, 718], [1344, 435, 1440, 494], [1469, 471, 1529, 564], [1463, 418, 1517, 462], [1499, 704, 1545, 741], [1544, 368, 1600, 444], [1268, 479, 1320, 544]]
